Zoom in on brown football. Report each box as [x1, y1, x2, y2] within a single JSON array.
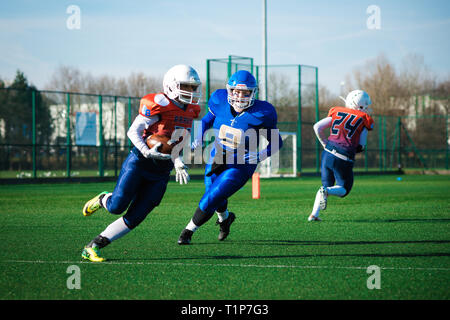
[[146, 134, 179, 155]]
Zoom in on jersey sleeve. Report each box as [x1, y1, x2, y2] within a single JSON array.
[[264, 103, 278, 129], [207, 89, 227, 116], [327, 107, 337, 118], [139, 93, 166, 118], [364, 114, 375, 131]]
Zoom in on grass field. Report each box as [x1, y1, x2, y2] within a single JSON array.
[[0, 174, 449, 301]]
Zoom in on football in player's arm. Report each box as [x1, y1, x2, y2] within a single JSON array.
[[308, 90, 374, 222], [178, 70, 283, 245], [81, 64, 201, 262]]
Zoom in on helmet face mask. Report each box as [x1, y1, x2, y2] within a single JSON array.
[[163, 65, 202, 105], [344, 90, 372, 113], [227, 70, 258, 110]]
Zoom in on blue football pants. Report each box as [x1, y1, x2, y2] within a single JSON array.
[[198, 163, 256, 215], [320, 151, 354, 197], [105, 152, 169, 229]]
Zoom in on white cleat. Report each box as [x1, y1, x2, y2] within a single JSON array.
[[308, 215, 322, 222], [319, 187, 328, 210]]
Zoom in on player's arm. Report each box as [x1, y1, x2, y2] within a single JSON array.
[[127, 114, 163, 158], [256, 107, 283, 162], [192, 110, 215, 150], [313, 117, 332, 148], [257, 127, 283, 163], [356, 128, 368, 153]]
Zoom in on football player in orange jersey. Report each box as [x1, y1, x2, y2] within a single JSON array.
[[81, 65, 202, 262], [308, 90, 374, 222]]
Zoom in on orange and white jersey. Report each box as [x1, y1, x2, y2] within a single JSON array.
[[139, 93, 201, 139], [326, 106, 374, 151]]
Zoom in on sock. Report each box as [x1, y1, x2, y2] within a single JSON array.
[[88, 235, 111, 249], [216, 209, 229, 223], [192, 207, 215, 228], [186, 219, 199, 232], [326, 186, 346, 197], [310, 189, 322, 217], [100, 193, 112, 210], [100, 217, 131, 242]]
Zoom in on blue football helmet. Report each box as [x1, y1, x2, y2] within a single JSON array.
[[226, 70, 258, 110]]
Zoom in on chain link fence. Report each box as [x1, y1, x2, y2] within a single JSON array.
[[0, 60, 448, 181]]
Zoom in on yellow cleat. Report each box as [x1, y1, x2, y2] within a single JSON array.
[[81, 246, 106, 262], [82, 191, 108, 217]]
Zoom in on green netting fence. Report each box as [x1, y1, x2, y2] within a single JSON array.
[[0, 60, 448, 181], [207, 55, 449, 176]]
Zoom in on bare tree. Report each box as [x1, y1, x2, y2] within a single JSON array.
[[344, 54, 405, 116], [344, 53, 447, 117], [125, 72, 161, 97], [46, 65, 161, 98]]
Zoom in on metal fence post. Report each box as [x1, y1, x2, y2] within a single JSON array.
[[128, 97, 132, 151], [255, 66, 259, 100], [446, 113, 449, 170], [297, 65, 302, 175], [383, 116, 387, 171], [66, 92, 71, 178], [397, 117, 402, 169], [315, 67, 320, 173], [98, 95, 104, 177], [114, 96, 118, 177], [32, 90, 36, 178], [379, 115, 383, 172], [206, 59, 210, 102]]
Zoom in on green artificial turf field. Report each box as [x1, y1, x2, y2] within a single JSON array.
[[0, 175, 449, 300]]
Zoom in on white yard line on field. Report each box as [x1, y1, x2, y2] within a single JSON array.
[[2, 259, 450, 271]]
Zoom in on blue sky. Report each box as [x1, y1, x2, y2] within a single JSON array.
[[0, 0, 449, 95]]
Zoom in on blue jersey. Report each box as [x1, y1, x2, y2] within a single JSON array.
[[201, 89, 281, 165], [197, 89, 282, 215]]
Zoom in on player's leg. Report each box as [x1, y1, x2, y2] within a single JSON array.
[[121, 177, 169, 229], [105, 178, 168, 243], [330, 158, 354, 198], [308, 156, 354, 222], [104, 154, 146, 214], [179, 167, 251, 244], [204, 165, 231, 223], [179, 165, 219, 244], [82, 154, 148, 262], [309, 152, 334, 221], [82, 191, 109, 216], [82, 153, 140, 217], [215, 201, 229, 222], [83, 177, 169, 262]]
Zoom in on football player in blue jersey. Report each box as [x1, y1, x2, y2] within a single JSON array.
[[178, 70, 283, 245]]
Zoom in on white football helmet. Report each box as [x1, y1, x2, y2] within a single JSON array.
[[343, 90, 372, 113], [163, 65, 202, 105]]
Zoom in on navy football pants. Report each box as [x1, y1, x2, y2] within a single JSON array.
[[105, 152, 169, 229], [198, 163, 257, 215], [320, 151, 354, 197]]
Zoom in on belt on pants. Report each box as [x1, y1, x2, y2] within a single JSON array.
[[325, 147, 354, 163]]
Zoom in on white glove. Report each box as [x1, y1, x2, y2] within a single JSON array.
[[143, 142, 172, 160], [174, 157, 190, 185]]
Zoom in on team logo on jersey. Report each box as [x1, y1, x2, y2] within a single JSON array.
[[141, 105, 151, 117]]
